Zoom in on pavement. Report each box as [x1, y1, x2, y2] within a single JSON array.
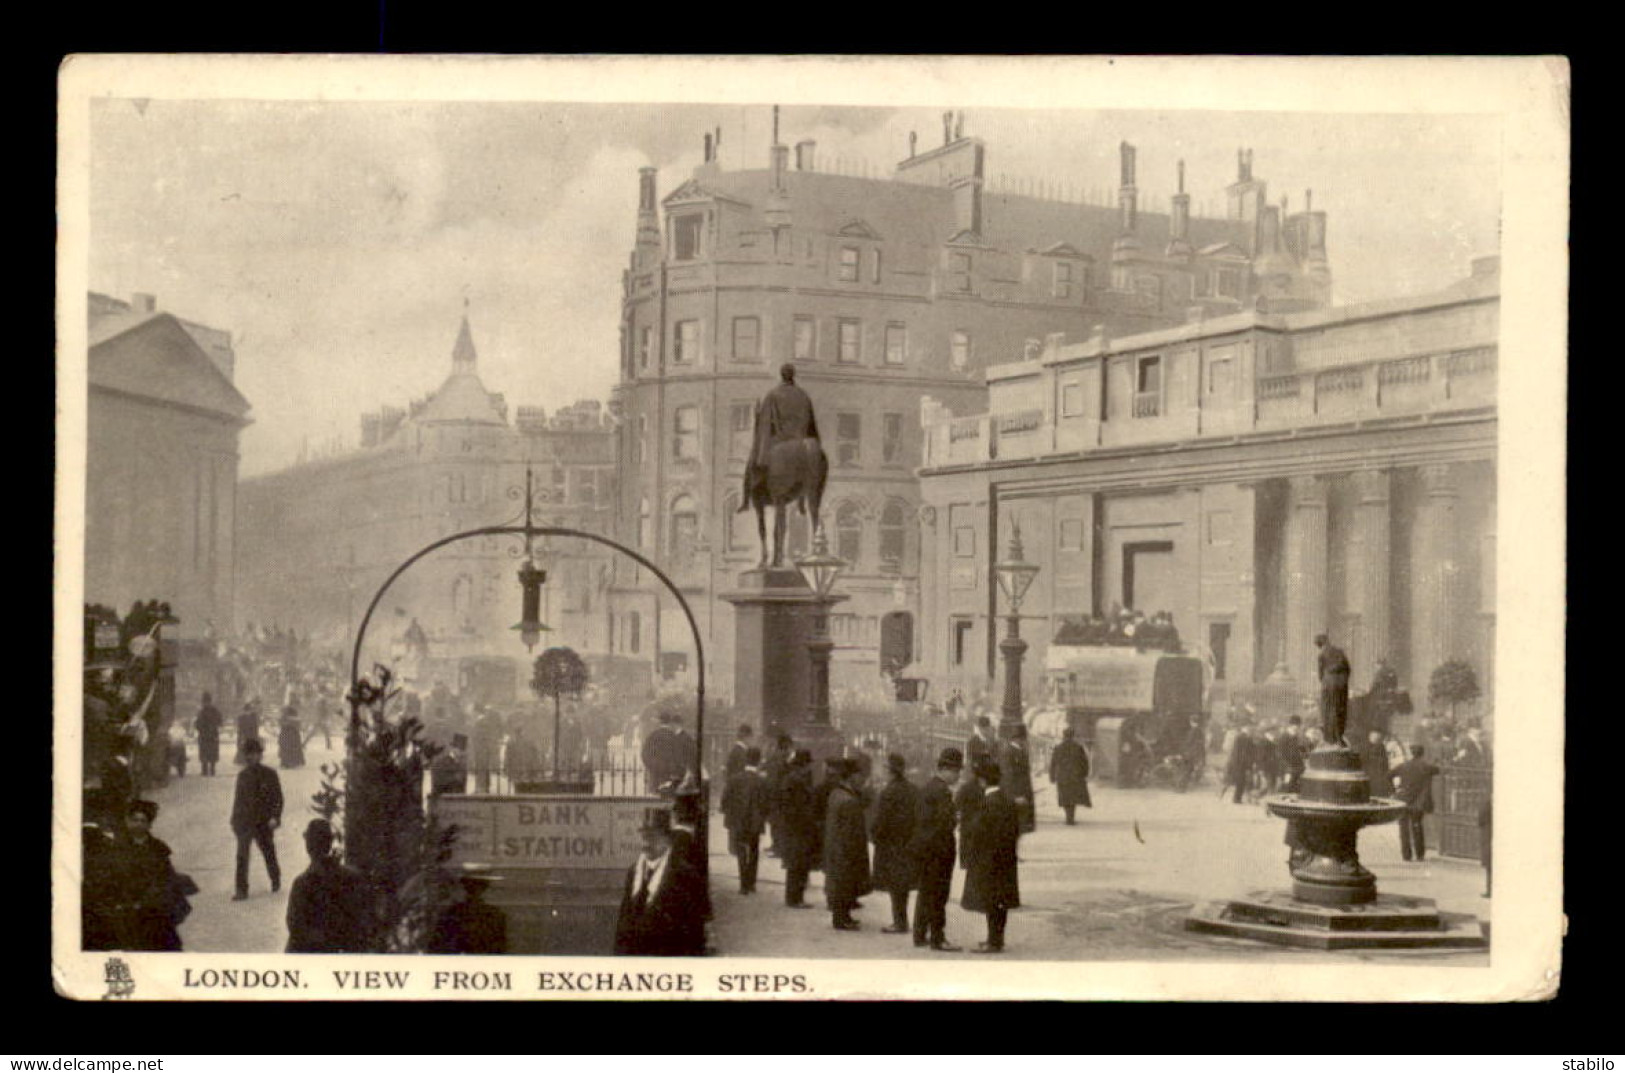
[[149, 746, 1489, 962], [704, 774, 1491, 964]]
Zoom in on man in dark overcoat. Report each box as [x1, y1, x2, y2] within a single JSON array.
[[961, 762, 1021, 954], [640, 712, 679, 791], [809, 758, 843, 871], [1048, 725, 1092, 824], [1315, 633, 1352, 746], [230, 737, 283, 900], [614, 808, 706, 957], [776, 750, 817, 908], [966, 716, 997, 773], [869, 753, 919, 934], [1000, 726, 1036, 833], [762, 731, 792, 858], [720, 746, 770, 894], [822, 759, 872, 931], [725, 724, 753, 788], [1225, 725, 1254, 804], [234, 701, 260, 766], [1390, 744, 1441, 861], [1360, 729, 1391, 796], [907, 747, 963, 951], [195, 693, 222, 777], [286, 819, 376, 953]]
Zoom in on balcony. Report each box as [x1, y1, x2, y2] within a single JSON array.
[[1132, 393, 1161, 419]]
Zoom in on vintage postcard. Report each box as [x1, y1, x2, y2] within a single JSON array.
[[53, 54, 1568, 1001]]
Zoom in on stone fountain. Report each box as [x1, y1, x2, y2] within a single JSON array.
[[1186, 735, 1487, 951]]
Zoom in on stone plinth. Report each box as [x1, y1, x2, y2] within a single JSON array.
[[719, 569, 847, 769], [1186, 891, 1488, 951]]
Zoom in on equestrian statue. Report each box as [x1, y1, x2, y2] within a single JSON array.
[[737, 363, 828, 569]]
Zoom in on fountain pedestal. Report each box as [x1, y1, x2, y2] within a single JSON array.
[[1185, 743, 1487, 950]]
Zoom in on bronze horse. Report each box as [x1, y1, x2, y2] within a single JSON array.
[[741, 436, 828, 568]]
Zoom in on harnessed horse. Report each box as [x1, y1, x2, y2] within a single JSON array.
[[740, 437, 828, 568]]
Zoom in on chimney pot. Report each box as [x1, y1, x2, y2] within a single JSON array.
[[703, 132, 713, 163]]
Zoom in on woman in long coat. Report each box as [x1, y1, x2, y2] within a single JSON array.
[[961, 764, 1021, 952], [822, 760, 872, 930], [105, 800, 187, 951], [278, 707, 306, 769], [1048, 725, 1092, 825], [868, 754, 919, 933]]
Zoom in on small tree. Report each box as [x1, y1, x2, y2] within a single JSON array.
[[533, 647, 589, 780], [1428, 659, 1482, 723], [313, 664, 458, 953]]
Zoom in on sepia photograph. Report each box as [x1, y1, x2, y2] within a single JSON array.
[[53, 54, 1568, 1002]]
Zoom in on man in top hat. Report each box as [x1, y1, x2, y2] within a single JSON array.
[[1315, 632, 1352, 747], [966, 716, 997, 773], [777, 749, 818, 908], [614, 808, 705, 957], [869, 753, 919, 934], [428, 863, 508, 954], [907, 747, 965, 951], [195, 692, 222, 777], [229, 737, 283, 900], [720, 746, 770, 894], [961, 760, 1022, 954], [286, 818, 375, 953], [822, 758, 872, 931], [1049, 725, 1092, 824]]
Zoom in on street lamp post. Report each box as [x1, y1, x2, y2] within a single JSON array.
[[795, 530, 847, 728], [993, 519, 1040, 741]]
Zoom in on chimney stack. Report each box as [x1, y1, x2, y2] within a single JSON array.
[[794, 139, 817, 171], [132, 293, 156, 314], [1168, 159, 1191, 254], [635, 167, 660, 252], [1118, 142, 1138, 233], [908, 131, 917, 158], [703, 132, 714, 163], [942, 111, 953, 146]]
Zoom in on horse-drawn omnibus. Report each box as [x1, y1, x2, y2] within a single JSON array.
[[1040, 635, 1210, 787]]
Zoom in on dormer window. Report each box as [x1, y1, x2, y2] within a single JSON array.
[[948, 252, 972, 293], [1053, 261, 1075, 299], [838, 246, 861, 282], [673, 214, 703, 261]]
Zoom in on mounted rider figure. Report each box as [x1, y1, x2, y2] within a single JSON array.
[[738, 363, 827, 567]]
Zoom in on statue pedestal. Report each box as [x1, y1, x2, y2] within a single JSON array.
[[719, 569, 847, 771], [1185, 744, 1486, 951]]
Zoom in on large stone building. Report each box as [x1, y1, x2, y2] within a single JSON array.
[[236, 315, 618, 675], [87, 292, 251, 641], [916, 256, 1500, 728], [609, 114, 1335, 699]]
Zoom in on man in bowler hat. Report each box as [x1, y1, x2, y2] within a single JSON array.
[[286, 818, 375, 952], [822, 758, 872, 931], [962, 761, 1021, 953], [907, 747, 965, 951], [869, 752, 919, 934], [230, 738, 282, 900], [720, 745, 770, 894]]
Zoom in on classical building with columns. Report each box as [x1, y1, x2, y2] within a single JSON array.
[[916, 256, 1499, 730], [611, 110, 1333, 699]]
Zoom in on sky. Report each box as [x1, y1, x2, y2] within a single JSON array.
[[88, 100, 1503, 477]]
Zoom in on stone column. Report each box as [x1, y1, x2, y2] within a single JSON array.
[[1347, 469, 1392, 680], [1283, 475, 1330, 690], [1410, 463, 1460, 702]]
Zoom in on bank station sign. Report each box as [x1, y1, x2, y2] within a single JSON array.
[[434, 795, 657, 870]]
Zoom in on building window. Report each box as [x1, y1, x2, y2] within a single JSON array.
[[673, 214, 702, 261], [951, 505, 975, 557], [951, 619, 973, 667], [838, 246, 860, 282], [882, 412, 904, 464], [884, 323, 907, 366], [837, 319, 861, 364], [868, 248, 882, 284], [1208, 356, 1235, 400], [729, 402, 754, 459], [1054, 261, 1074, 299], [633, 416, 647, 465], [673, 405, 700, 460], [793, 316, 815, 361], [1060, 381, 1085, 417], [948, 252, 972, 293], [835, 502, 863, 566], [639, 326, 652, 370], [951, 330, 971, 370], [638, 498, 652, 550], [836, 412, 862, 467], [674, 320, 699, 365], [726, 493, 753, 551], [1134, 356, 1162, 418], [732, 317, 761, 361], [1216, 267, 1241, 299], [879, 501, 907, 573], [574, 470, 595, 504], [670, 494, 699, 561], [627, 611, 641, 654]]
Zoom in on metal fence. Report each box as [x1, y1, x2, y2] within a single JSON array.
[[465, 749, 653, 797], [1431, 763, 1491, 861]]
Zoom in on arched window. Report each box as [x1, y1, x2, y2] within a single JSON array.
[[638, 497, 652, 550], [835, 501, 863, 567], [879, 500, 908, 574], [670, 494, 699, 563]]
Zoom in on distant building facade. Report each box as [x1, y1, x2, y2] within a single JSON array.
[[87, 292, 251, 640], [610, 113, 1333, 698], [917, 257, 1499, 729], [236, 315, 618, 676]]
